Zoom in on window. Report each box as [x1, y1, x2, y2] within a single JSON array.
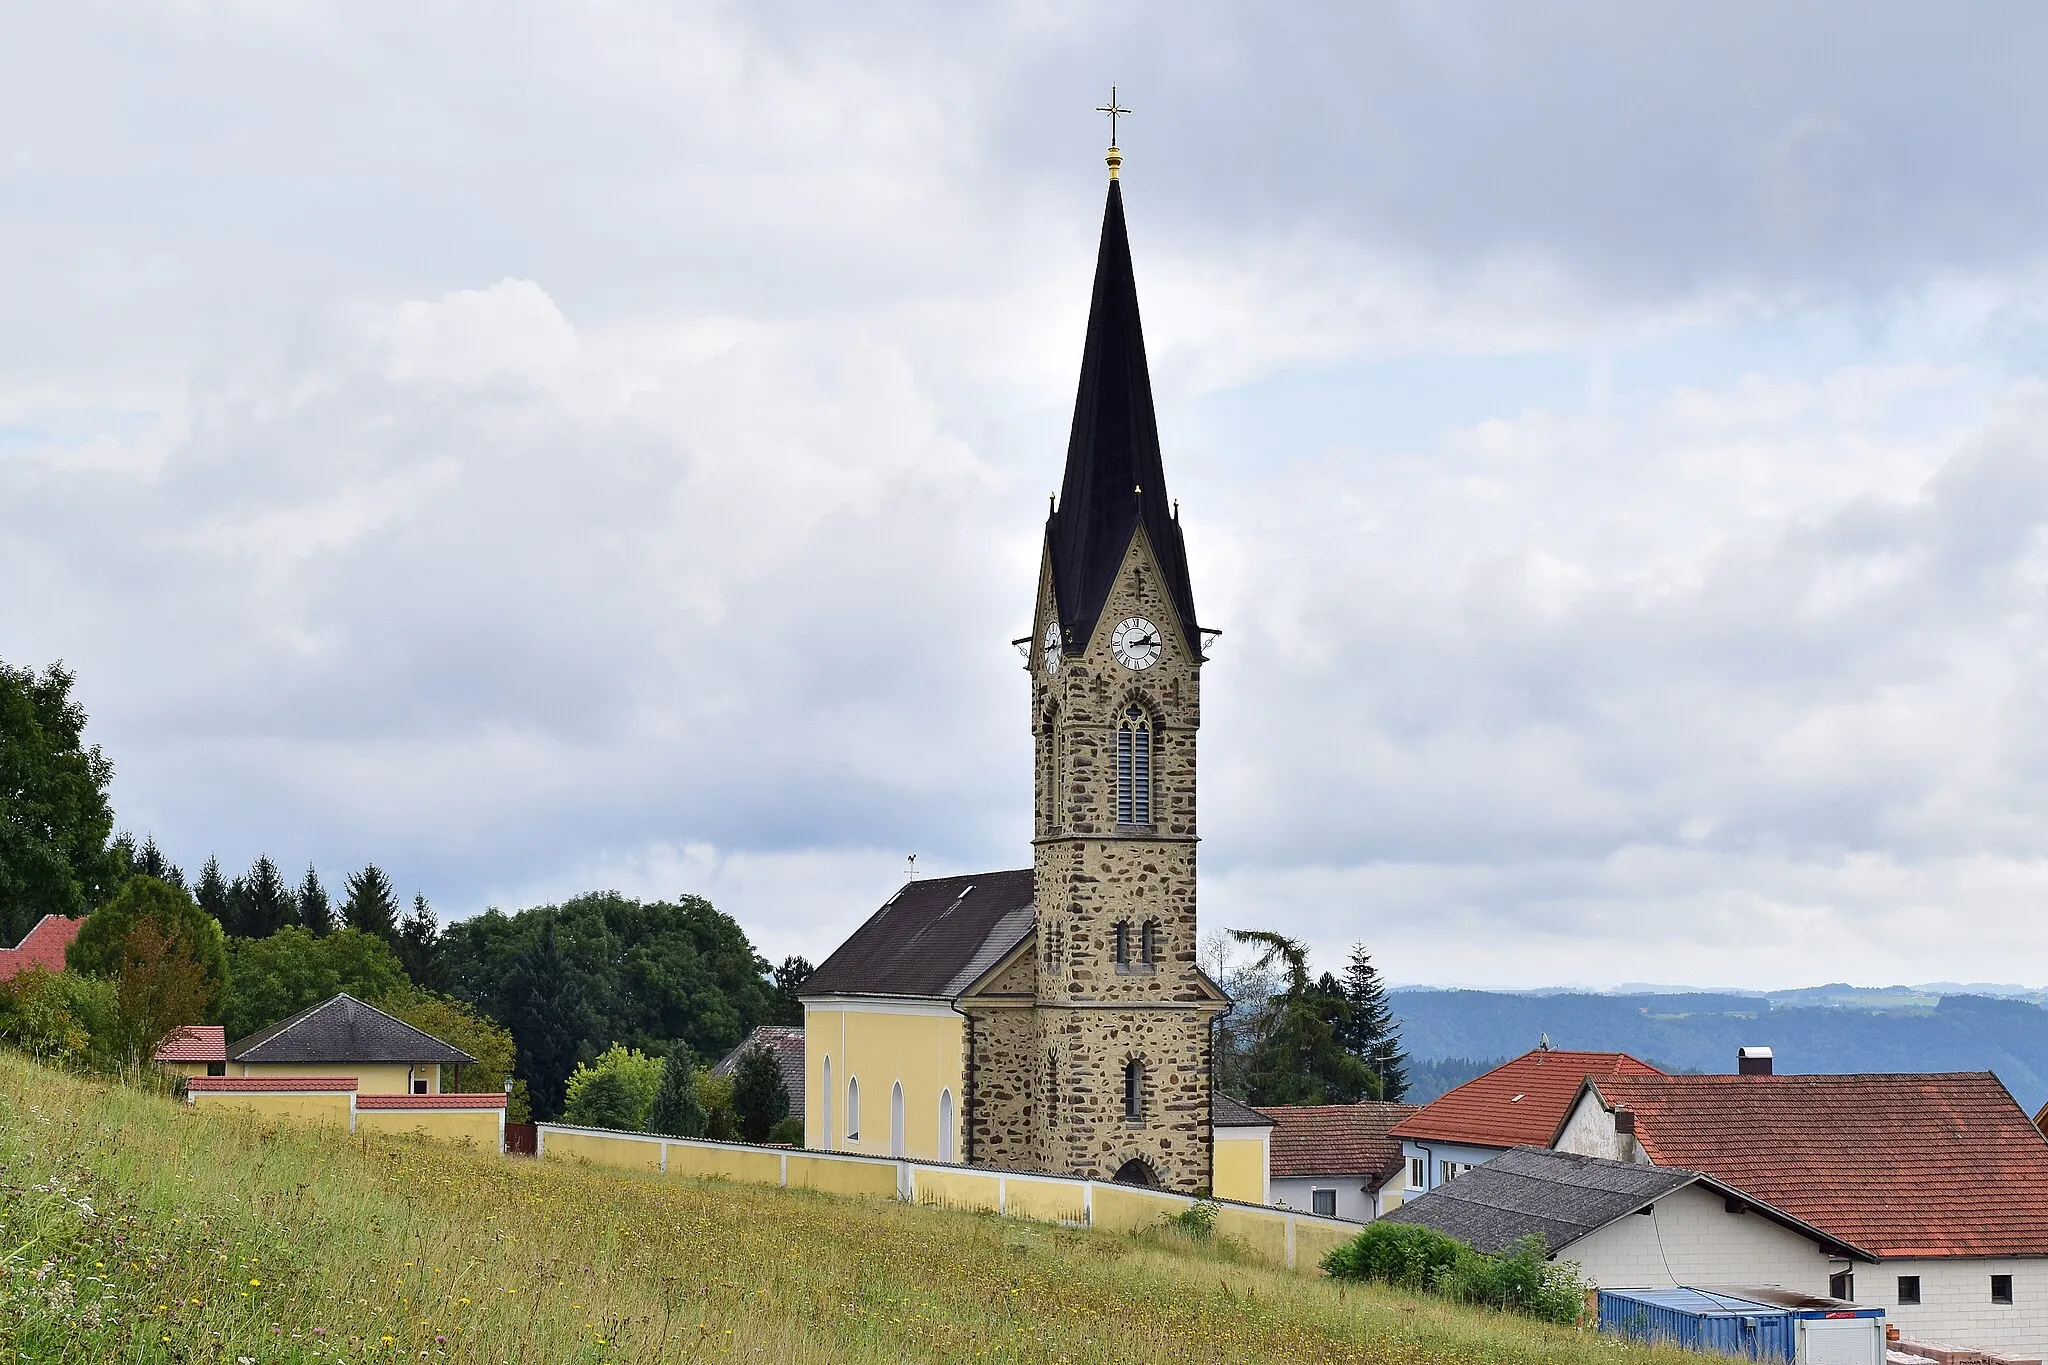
[[1830, 1272, 1854, 1301], [206, 1061, 226, 1078], [1897, 1276, 1921, 1305], [1114, 921, 1130, 966], [1311, 1189, 1338, 1218], [846, 1077, 860, 1141], [1116, 705, 1152, 824], [1140, 921, 1158, 965], [1993, 1275, 2014, 1305], [822, 1057, 834, 1150], [412, 1068, 430, 1096], [889, 1082, 905, 1158], [1123, 1060, 1143, 1121], [938, 1089, 955, 1164], [1407, 1157, 1426, 1190], [1441, 1161, 1467, 1183]]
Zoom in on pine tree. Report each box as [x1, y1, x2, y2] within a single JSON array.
[[647, 1041, 708, 1138], [194, 856, 229, 928], [731, 1042, 791, 1142], [136, 836, 185, 891], [222, 875, 252, 937], [397, 893, 447, 990], [240, 856, 294, 938], [297, 865, 334, 936], [1342, 942, 1409, 1102], [1228, 929, 1377, 1106], [771, 955, 812, 1025], [342, 865, 400, 943], [503, 919, 592, 1120]]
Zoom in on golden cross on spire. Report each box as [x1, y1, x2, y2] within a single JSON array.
[[1096, 86, 1131, 148]]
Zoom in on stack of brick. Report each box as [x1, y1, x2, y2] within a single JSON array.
[[1894, 1338, 2042, 1365]]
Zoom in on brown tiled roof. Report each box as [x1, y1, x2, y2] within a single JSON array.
[[1212, 1092, 1275, 1129], [154, 1025, 227, 1063], [801, 870, 1035, 1001], [1258, 1101, 1417, 1180], [186, 1076, 357, 1092], [0, 915, 83, 982], [1584, 1072, 2048, 1258], [356, 1093, 506, 1110], [1389, 1048, 1663, 1148], [712, 1025, 806, 1112], [229, 993, 475, 1066]]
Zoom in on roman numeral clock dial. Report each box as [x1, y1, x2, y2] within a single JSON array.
[[1042, 620, 1062, 674], [1111, 616, 1163, 670]]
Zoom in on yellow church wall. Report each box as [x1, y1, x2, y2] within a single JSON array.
[[785, 1152, 900, 1199], [1215, 1205, 1290, 1265], [234, 1062, 436, 1094], [189, 1091, 353, 1128], [356, 1108, 500, 1148], [804, 1003, 963, 1161], [1088, 1182, 1187, 1233], [1001, 1175, 1086, 1225], [544, 1129, 664, 1172], [665, 1143, 784, 1186], [911, 1166, 1004, 1214], [1292, 1217, 1357, 1269], [1212, 1129, 1269, 1205]]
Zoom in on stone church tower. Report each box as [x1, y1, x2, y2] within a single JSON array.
[[1023, 142, 1225, 1192]]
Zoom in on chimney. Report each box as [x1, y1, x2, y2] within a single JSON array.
[[1615, 1107, 1636, 1135], [1738, 1046, 1774, 1076]]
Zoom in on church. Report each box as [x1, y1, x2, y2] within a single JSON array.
[[800, 134, 1261, 1198]]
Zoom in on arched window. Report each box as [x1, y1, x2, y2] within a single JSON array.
[[889, 1081, 906, 1158], [1123, 1059, 1143, 1121], [1113, 920, 1130, 966], [1140, 921, 1158, 965], [1046, 1052, 1060, 1123], [822, 1056, 834, 1151], [846, 1076, 861, 1141], [938, 1089, 955, 1163], [1116, 705, 1152, 825]]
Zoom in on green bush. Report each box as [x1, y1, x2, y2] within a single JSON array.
[[1168, 1199, 1220, 1240], [766, 1116, 804, 1147], [0, 968, 119, 1067], [563, 1044, 663, 1130], [1322, 1225, 1585, 1326]]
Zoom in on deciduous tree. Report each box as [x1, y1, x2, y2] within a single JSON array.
[[0, 659, 122, 944], [68, 876, 229, 1024], [1227, 929, 1378, 1106], [221, 927, 409, 1040]]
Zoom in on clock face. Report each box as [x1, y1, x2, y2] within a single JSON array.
[[1042, 620, 1062, 674], [1111, 616, 1163, 671]]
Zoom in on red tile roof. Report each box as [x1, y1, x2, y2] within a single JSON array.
[[1257, 1101, 1417, 1180], [185, 1076, 357, 1093], [154, 1025, 227, 1063], [1587, 1072, 2048, 1258], [1389, 1049, 1663, 1148], [356, 1093, 507, 1110], [0, 915, 83, 983]]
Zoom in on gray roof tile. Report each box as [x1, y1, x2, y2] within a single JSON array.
[[800, 870, 1035, 1001], [229, 993, 475, 1066]]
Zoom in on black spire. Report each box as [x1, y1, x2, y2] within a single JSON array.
[[1046, 177, 1199, 650]]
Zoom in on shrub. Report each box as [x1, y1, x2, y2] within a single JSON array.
[[1322, 1224, 1585, 1326], [69, 876, 228, 1023], [1168, 1199, 1219, 1240], [1322, 1221, 1469, 1288], [0, 968, 118, 1067], [647, 1043, 707, 1138], [766, 1116, 804, 1147], [562, 1044, 663, 1131]]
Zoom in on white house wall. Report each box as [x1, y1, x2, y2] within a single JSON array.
[[1400, 1139, 1508, 1194], [1553, 1091, 1646, 1164], [1559, 1182, 1837, 1293], [1271, 1175, 1387, 1223], [1865, 1259, 2048, 1358]]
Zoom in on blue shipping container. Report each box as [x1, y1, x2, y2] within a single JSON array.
[[1598, 1289, 1800, 1362]]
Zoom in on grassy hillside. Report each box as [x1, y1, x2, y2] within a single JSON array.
[[0, 1054, 1684, 1365]]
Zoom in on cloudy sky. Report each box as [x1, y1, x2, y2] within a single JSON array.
[[6, 3, 2048, 990]]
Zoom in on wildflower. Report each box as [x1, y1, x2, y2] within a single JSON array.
[[249, 1278, 262, 1286]]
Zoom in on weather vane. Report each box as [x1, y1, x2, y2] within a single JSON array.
[[1096, 86, 1131, 148]]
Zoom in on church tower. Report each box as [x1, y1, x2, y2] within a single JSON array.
[[1024, 140, 1226, 1192]]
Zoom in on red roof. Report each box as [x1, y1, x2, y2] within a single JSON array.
[[1588, 1072, 2048, 1258], [186, 1076, 357, 1092], [154, 1025, 227, 1063], [0, 915, 83, 983], [1257, 1101, 1418, 1180], [356, 1093, 507, 1110], [1389, 1049, 1663, 1148]]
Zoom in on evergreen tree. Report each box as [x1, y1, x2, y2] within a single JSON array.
[[1227, 929, 1378, 1106], [1341, 943, 1409, 1102], [771, 955, 812, 1025], [136, 836, 185, 891], [341, 864, 400, 943], [222, 874, 252, 937], [239, 856, 294, 938], [647, 1040, 707, 1138], [296, 865, 333, 936], [731, 1041, 791, 1142], [397, 893, 447, 990], [194, 856, 229, 927], [500, 919, 597, 1120]]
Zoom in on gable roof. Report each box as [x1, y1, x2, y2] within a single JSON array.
[[1045, 172, 1199, 650], [229, 993, 475, 1066], [1581, 1071, 2048, 1258], [1212, 1092, 1275, 1130], [712, 1024, 806, 1114], [1258, 1101, 1418, 1181], [1383, 1145, 1871, 1261], [0, 915, 82, 982], [154, 1024, 227, 1064], [800, 870, 1036, 1002], [1389, 1048, 1663, 1149]]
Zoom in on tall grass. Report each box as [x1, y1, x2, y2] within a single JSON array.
[[0, 1053, 1691, 1364]]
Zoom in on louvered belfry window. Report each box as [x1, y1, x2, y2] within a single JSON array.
[[1117, 705, 1152, 824]]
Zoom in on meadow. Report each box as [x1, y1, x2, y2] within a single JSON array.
[[0, 1053, 1689, 1364]]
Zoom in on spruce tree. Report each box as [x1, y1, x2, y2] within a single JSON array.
[[241, 856, 294, 938], [222, 875, 252, 938], [341, 865, 400, 943], [397, 893, 447, 990], [1342, 942, 1409, 1102], [136, 836, 185, 891], [297, 865, 334, 936], [503, 919, 590, 1119], [771, 955, 812, 1025], [731, 1042, 791, 1142], [647, 1041, 707, 1138], [194, 856, 229, 928]]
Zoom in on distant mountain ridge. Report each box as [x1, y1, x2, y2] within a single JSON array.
[[1389, 987, 2048, 1112]]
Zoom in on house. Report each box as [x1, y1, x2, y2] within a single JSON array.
[[1384, 1145, 1871, 1289], [1212, 1094, 1274, 1204], [155, 1024, 228, 1078], [1257, 1100, 1418, 1220], [1389, 1046, 1663, 1196], [798, 140, 1239, 1195], [165, 993, 477, 1094], [712, 1024, 806, 1114], [0, 915, 82, 983], [1553, 1059, 2048, 1356]]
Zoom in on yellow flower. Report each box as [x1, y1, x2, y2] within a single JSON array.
[[249, 1279, 262, 1287]]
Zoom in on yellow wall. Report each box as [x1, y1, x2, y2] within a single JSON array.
[[1292, 1218, 1356, 1269], [235, 1062, 438, 1094], [785, 1153, 900, 1199], [913, 1166, 1003, 1213], [1212, 1129, 1269, 1205], [161, 1061, 213, 1080], [804, 1004, 962, 1161], [357, 1108, 500, 1148], [664, 1143, 783, 1186], [545, 1129, 663, 1171], [189, 1091, 353, 1128]]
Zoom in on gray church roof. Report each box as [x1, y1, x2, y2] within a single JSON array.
[[1045, 172, 1200, 651], [229, 992, 476, 1066], [1382, 1146, 1869, 1261], [800, 870, 1037, 1002]]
